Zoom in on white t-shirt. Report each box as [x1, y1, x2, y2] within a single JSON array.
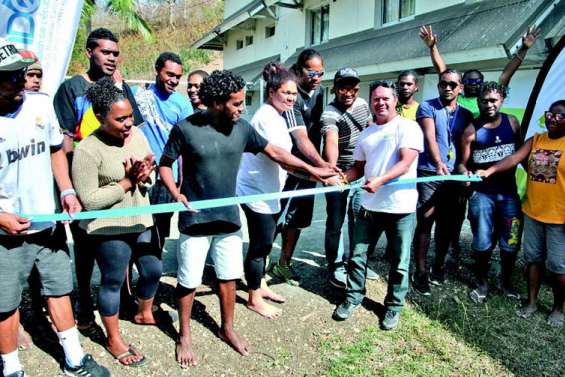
[[0, 92, 63, 233], [353, 115, 423, 213], [237, 104, 293, 214]]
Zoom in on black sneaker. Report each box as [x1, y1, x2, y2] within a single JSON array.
[[380, 310, 400, 330], [429, 266, 446, 286], [412, 272, 431, 296], [332, 301, 360, 321], [63, 354, 110, 377]]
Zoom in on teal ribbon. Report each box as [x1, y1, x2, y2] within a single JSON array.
[[23, 174, 481, 223]]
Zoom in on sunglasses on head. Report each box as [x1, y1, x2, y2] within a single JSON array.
[[0, 68, 26, 84], [545, 111, 565, 122], [464, 78, 483, 86], [438, 81, 459, 90], [305, 69, 324, 78]]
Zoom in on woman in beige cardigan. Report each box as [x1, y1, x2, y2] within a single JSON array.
[[72, 77, 160, 367]]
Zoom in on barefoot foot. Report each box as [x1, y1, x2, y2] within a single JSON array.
[[176, 335, 197, 368], [246, 296, 282, 319], [218, 327, 250, 356], [260, 286, 286, 303]]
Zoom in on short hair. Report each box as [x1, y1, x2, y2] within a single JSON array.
[[368, 80, 398, 101], [155, 52, 182, 72], [290, 48, 323, 76], [200, 70, 245, 107], [397, 70, 419, 84], [85, 77, 127, 118], [188, 70, 209, 81], [262, 62, 297, 93], [86, 28, 118, 50], [463, 69, 484, 81], [439, 68, 462, 83], [479, 81, 507, 99], [549, 99, 565, 111]]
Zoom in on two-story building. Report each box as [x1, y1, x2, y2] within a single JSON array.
[[193, 0, 565, 118]]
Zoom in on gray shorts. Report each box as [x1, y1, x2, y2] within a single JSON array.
[[0, 228, 73, 313], [523, 214, 565, 274]]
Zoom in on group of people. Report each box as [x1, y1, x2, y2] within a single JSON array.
[[0, 21, 563, 377]]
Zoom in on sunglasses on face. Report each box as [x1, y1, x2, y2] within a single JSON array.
[[545, 111, 565, 122], [336, 86, 359, 95], [187, 83, 201, 89], [438, 81, 459, 90], [464, 78, 483, 86], [0, 68, 26, 84], [305, 69, 324, 78]]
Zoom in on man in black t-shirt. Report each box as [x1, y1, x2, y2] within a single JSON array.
[[159, 70, 333, 367], [53, 28, 144, 330]]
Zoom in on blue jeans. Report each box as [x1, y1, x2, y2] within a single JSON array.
[[324, 188, 361, 272], [468, 191, 523, 253], [345, 209, 416, 312]]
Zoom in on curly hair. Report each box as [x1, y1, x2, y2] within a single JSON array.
[[199, 70, 245, 107], [85, 77, 127, 118], [479, 81, 507, 99]]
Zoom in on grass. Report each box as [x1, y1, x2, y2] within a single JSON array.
[[319, 255, 564, 377]]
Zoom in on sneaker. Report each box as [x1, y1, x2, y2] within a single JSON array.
[[271, 262, 301, 286], [429, 266, 446, 286], [332, 301, 360, 321], [412, 272, 431, 296], [63, 354, 110, 377], [380, 310, 400, 330], [5, 372, 25, 377], [366, 267, 380, 281]]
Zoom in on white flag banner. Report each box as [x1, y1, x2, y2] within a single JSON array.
[[0, 0, 84, 95], [523, 35, 565, 139]]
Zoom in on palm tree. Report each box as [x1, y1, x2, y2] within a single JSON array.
[[83, 0, 153, 40]]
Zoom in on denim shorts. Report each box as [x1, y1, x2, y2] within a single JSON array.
[[468, 191, 523, 253], [523, 214, 565, 274]]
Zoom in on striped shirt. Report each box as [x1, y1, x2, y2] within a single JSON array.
[[320, 97, 372, 170]]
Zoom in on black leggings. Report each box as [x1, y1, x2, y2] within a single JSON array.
[[242, 205, 278, 290], [92, 229, 162, 317]]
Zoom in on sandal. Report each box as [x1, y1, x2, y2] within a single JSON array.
[[547, 311, 564, 327], [469, 288, 487, 304], [108, 344, 146, 367], [516, 306, 537, 319]]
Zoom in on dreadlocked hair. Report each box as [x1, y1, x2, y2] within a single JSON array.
[[199, 70, 245, 107], [85, 77, 127, 118], [479, 81, 507, 99]]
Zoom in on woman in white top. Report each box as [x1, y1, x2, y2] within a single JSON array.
[[236, 63, 299, 318]]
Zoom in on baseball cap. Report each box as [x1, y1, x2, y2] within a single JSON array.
[[22, 50, 42, 72], [0, 38, 35, 71], [334, 67, 360, 85]]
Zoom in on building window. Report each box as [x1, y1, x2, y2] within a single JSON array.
[[245, 35, 254, 46], [236, 39, 244, 49], [310, 5, 329, 45], [383, 0, 415, 24], [265, 25, 276, 38], [245, 92, 253, 107]]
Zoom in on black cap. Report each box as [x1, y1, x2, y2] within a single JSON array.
[[334, 67, 360, 85]]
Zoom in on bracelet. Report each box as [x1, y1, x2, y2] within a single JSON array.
[[60, 188, 76, 200]]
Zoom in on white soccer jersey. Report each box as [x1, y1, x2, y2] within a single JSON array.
[[0, 92, 63, 233]]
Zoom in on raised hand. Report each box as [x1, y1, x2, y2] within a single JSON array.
[[419, 25, 437, 48], [522, 25, 541, 49]]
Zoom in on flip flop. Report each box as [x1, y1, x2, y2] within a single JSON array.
[[547, 312, 564, 327], [108, 344, 146, 367]]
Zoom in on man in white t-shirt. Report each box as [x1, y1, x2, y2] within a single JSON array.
[[0, 39, 109, 377], [331, 81, 423, 331]]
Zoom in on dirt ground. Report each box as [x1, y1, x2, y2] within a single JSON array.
[[12, 197, 514, 377]]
